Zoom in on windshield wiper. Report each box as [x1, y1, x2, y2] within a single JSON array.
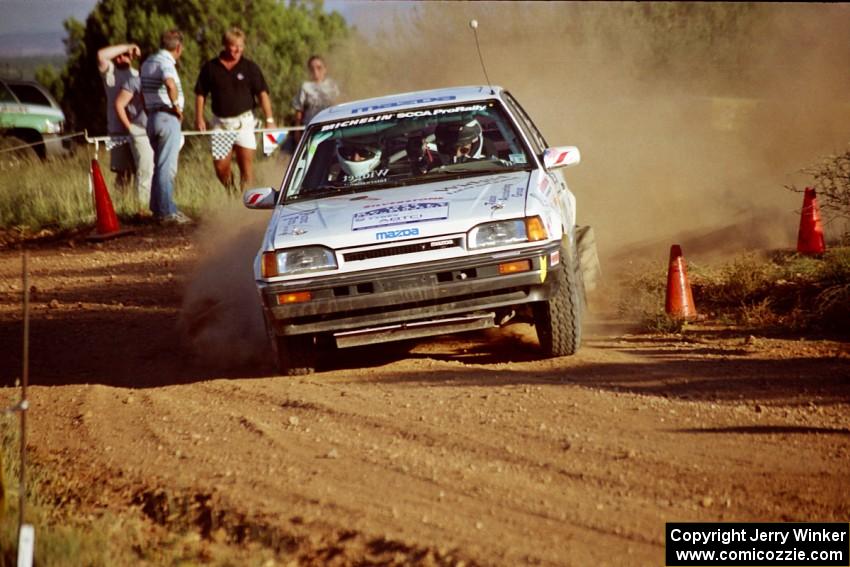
[[287, 181, 402, 202], [424, 159, 521, 176], [287, 185, 351, 202]]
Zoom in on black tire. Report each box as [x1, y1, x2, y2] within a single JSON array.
[[533, 239, 583, 357], [274, 334, 316, 376], [576, 225, 601, 295]]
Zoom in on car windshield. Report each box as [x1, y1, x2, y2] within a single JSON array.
[[7, 83, 53, 107], [284, 99, 533, 201]]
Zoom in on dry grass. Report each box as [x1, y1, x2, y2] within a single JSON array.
[[0, 139, 286, 241], [617, 249, 850, 333]]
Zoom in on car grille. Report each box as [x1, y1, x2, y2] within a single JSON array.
[[342, 238, 462, 262]]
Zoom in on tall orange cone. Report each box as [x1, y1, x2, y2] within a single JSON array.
[[797, 187, 825, 255], [665, 244, 698, 320], [87, 158, 131, 240]]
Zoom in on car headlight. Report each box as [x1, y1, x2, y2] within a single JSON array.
[[44, 120, 63, 134], [467, 216, 548, 249], [261, 246, 337, 277]]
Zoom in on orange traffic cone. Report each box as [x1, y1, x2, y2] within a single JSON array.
[[87, 158, 131, 241], [665, 244, 698, 320], [797, 187, 825, 255]]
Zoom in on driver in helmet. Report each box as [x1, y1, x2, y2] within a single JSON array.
[[336, 138, 383, 183], [408, 118, 488, 174], [435, 119, 485, 162]]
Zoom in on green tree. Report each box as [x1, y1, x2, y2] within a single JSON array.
[[42, 0, 348, 134]]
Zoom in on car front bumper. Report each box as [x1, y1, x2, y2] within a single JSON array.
[[259, 242, 563, 340]]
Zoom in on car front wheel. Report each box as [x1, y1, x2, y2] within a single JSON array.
[[533, 240, 583, 357], [273, 334, 317, 376]]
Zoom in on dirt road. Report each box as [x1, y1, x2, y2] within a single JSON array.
[[1, 227, 848, 565]]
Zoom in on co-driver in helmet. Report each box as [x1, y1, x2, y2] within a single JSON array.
[[408, 118, 489, 174]]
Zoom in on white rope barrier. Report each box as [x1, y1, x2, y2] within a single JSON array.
[[0, 132, 86, 154], [82, 125, 305, 157], [81, 125, 304, 144], [0, 126, 305, 156]]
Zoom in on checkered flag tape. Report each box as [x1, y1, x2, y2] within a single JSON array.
[[105, 136, 129, 152], [211, 130, 240, 160]]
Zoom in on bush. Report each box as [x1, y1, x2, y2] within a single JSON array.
[[618, 250, 850, 334], [789, 148, 850, 222]]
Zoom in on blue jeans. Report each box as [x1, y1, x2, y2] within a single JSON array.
[[147, 111, 181, 218]]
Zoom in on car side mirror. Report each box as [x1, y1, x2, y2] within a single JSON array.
[[243, 187, 278, 209], [542, 146, 581, 170]]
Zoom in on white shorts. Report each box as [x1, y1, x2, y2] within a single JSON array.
[[210, 111, 257, 160]]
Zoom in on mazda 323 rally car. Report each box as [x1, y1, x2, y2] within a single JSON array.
[[244, 86, 588, 375]]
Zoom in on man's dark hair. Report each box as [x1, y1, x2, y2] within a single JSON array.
[[160, 29, 183, 51]]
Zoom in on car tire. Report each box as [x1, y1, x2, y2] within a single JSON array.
[[533, 238, 583, 357], [274, 334, 316, 376], [576, 225, 601, 295]]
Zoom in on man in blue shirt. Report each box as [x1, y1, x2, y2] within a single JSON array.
[[141, 29, 191, 224]]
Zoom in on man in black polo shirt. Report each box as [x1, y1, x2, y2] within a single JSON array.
[[194, 27, 275, 190]]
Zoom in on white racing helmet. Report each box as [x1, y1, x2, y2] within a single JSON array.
[[337, 138, 382, 177]]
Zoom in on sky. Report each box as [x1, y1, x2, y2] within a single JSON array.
[[0, 0, 95, 55], [0, 0, 371, 57]]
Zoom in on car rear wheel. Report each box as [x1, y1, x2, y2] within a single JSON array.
[[274, 334, 316, 376], [533, 239, 583, 357]]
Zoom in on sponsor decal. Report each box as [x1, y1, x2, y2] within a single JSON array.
[[342, 168, 389, 184], [397, 104, 486, 118], [349, 95, 456, 114], [376, 228, 420, 240], [363, 197, 444, 209], [275, 209, 317, 236], [435, 174, 515, 195], [321, 113, 394, 131], [352, 201, 449, 231], [545, 148, 571, 166], [320, 102, 486, 132]]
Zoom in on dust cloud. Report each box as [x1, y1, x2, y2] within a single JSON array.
[[332, 2, 850, 264], [179, 3, 850, 364], [178, 153, 284, 369], [178, 205, 270, 368]]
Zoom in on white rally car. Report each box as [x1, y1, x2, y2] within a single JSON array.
[[245, 86, 588, 375]]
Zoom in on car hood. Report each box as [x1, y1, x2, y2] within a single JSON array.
[[265, 171, 532, 251]]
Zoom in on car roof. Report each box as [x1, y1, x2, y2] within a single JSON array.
[[313, 85, 504, 124]]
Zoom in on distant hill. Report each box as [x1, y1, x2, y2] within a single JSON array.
[[0, 55, 65, 81]]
